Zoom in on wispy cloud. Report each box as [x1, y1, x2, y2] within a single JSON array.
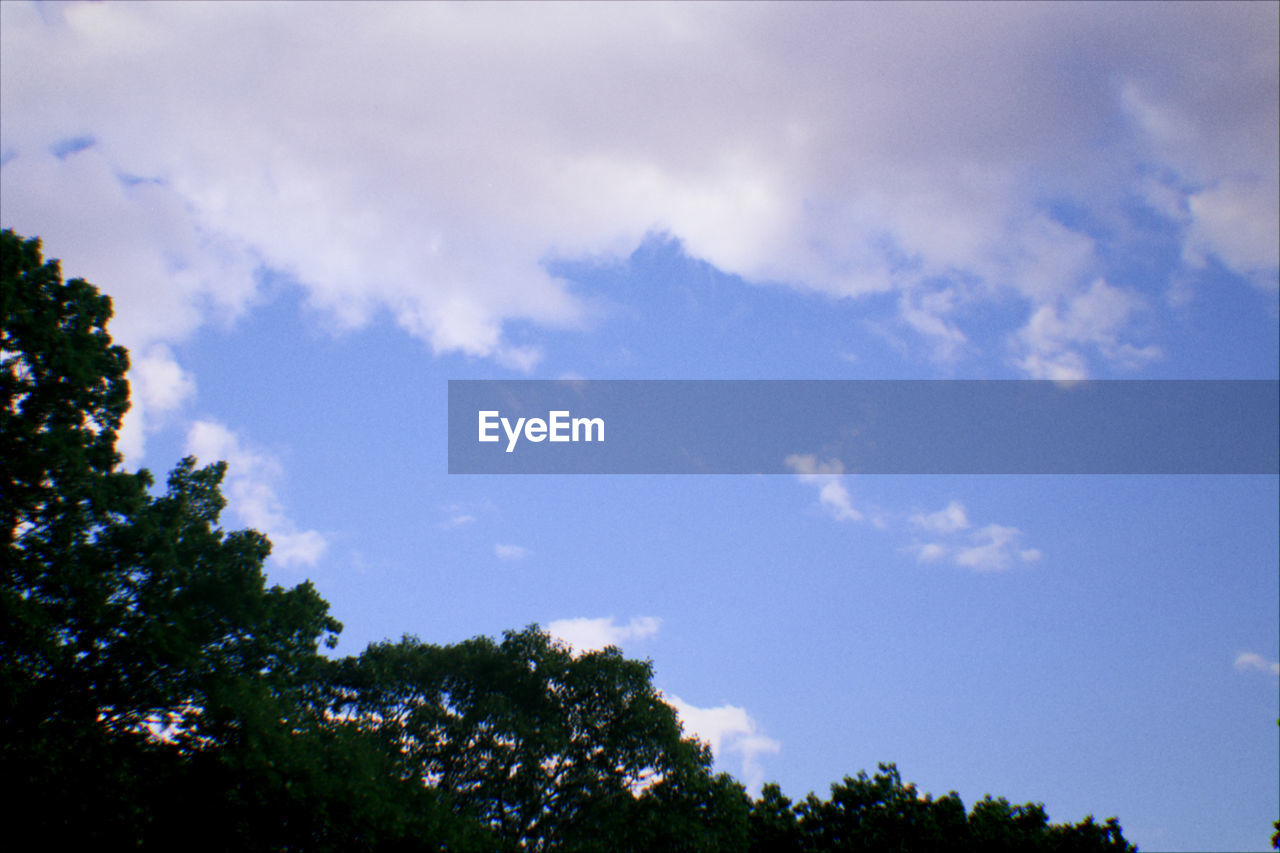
[[185, 420, 327, 568], [953, 523, 1042, 572], [910, 500, 970, 534], [905, 502, 1042, 572], [1233, 652, 1280, 676], [494, 544, 530, 561], [437, 504, 478, 530], [785, 455, 863, 522], [793, 482, 1043, 574], [546, 615, 661, 654], [1013, 279, 1162, 380]]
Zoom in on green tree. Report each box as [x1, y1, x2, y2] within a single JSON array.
[[794, 763, 966, 852], [329, 626, 749, 851], [751, 762, 1136, 853], [749, 782, 802, 851], [0, 229, 396, 847]]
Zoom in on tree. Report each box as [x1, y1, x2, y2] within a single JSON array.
[[794, 763, 965, 852], [749, 782, 802, 851], [748, 762, 1136, 853], [329, 626, 749, 851], [1, 229, 361, 845]]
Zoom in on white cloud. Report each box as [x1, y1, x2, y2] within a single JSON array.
[[1013, 279, 1162, 379], [1121, 73, 1279, 292], [664, 693, 781, 794], [910, 500, 970, 534], [906, 502, 1041, 572], [132, 343, 196, 413], [952, 523, 1040, 573], [546, 615, 661, 654], [815, 481, 862, 523], [899, 288, 969, 363], [117, 344, 196, 463], [1233, 652, 1280, 676], [784, 455, 844, 478], [185, 420, 328, 568], [1185, 182, 1280, 285], [2, 1, 1272, 382], [438, 502, 486, 530], [494, 543, 530, 561], [785, 454, 862, 522], [914, 543, 948, 563]]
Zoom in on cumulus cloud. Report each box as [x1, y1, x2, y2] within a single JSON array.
[[185, 420, 327, 568], [785, 454, 862, 522], [664, 694, 781, 794], [1233, 652, 1280, 676], [546, 615, 661, 654], [494, 544, 530, 561], [2, 1, 1273, 386]]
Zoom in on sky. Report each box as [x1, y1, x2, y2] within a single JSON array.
[[2, 1, 1278, 849]]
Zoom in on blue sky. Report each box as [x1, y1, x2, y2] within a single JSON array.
[[2, 2, 1277, 849]]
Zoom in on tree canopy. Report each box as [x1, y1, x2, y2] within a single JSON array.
[[1, 227, 1143, 849]]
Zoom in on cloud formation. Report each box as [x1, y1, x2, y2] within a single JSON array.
[[910, 500, 970, 535], [664, 694, 781, 795], [1233, 652, 1280, 677], [906, 501, 1042, 573], [185, 420, 328, 568], [494, 544, 530, 561], [785, 455, 863, 523], [789, 469, 1042, 573], [117, 344, 196, 463], [2, 1, 1274, 398], [546, 615, 661, 654], [951, 524, 1043, 573]]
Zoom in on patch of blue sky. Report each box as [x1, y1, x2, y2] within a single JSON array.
[[542, 235, 948, 380], [49, 134, 95, 159]]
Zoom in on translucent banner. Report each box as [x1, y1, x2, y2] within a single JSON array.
[[447, 380, 1278, 474]]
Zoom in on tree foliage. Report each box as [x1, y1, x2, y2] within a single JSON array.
[[748, 763, 1134, 853], [2, 227, 1141, 850], [330, 628, 748, 850]]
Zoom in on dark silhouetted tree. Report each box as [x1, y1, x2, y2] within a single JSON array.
[[1, 229, 466, 848], [329, 626, 749, 850], [748, 762, 1135, 852]]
